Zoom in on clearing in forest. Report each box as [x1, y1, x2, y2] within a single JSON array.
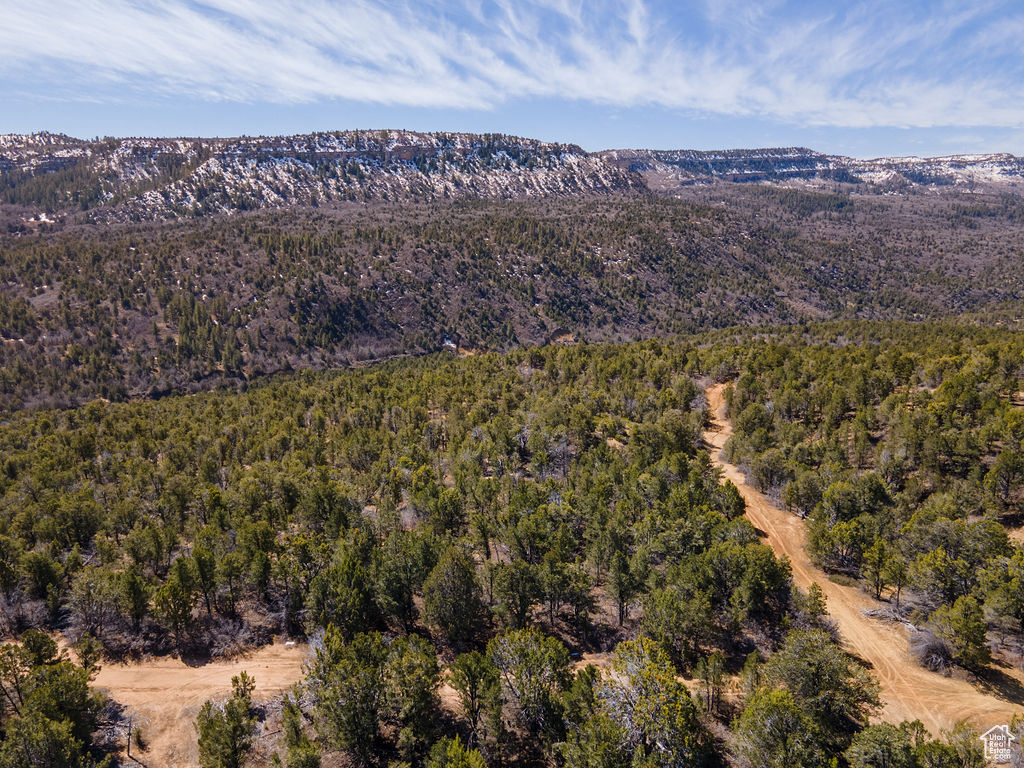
[[92, 641, 307, 768]]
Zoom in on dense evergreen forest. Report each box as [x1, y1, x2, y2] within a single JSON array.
[[2, 325, 1022, 766], [719, 323, 1024, 671]]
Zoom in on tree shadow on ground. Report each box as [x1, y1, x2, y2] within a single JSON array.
[[969, 657, 1024, 705]]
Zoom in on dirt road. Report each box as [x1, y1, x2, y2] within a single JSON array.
[[93, 641, 308, 768], [703, 383, 1024, 734]]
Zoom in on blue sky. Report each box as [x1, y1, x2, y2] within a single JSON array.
[[3, 0, 1024, 157]]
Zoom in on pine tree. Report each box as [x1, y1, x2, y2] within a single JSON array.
[[197, 672, 257, 768]]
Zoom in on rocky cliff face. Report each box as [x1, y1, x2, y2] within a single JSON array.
[[3, 131, 1024, 221], [599, 147, 1024, 191], [0, 130, 642, 220]]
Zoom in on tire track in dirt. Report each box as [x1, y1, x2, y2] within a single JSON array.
[[703, 383, 1024, 734], [92, 641, 308, 768]]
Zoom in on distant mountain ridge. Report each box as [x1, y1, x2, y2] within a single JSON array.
[[2, 130, 1024, 220], [599, 147, 1024, 190], [0, 130, 640, 219]]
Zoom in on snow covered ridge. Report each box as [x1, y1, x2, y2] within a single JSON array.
[[3, 132, 1023, 220], [600, 147, 1024, 188], [0, 130, 641, 220], [847, 153, 1024, 186]]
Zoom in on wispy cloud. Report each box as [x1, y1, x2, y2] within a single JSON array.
[[2, 0, 1023, 129]]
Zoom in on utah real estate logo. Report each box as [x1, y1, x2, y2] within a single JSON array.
[[980, 725, 1015, 763]]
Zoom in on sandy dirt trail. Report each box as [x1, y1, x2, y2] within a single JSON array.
[[703, 383, 1024, 734], [93, 641, 308, 768]]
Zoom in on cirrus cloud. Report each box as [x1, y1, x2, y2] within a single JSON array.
[[2, 0, 1023, 129]]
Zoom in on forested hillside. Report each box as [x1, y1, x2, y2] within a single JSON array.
[[3, 188, 1024, 410], [2, 327, 1021, 766], [5, 129, 1024, 767]]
